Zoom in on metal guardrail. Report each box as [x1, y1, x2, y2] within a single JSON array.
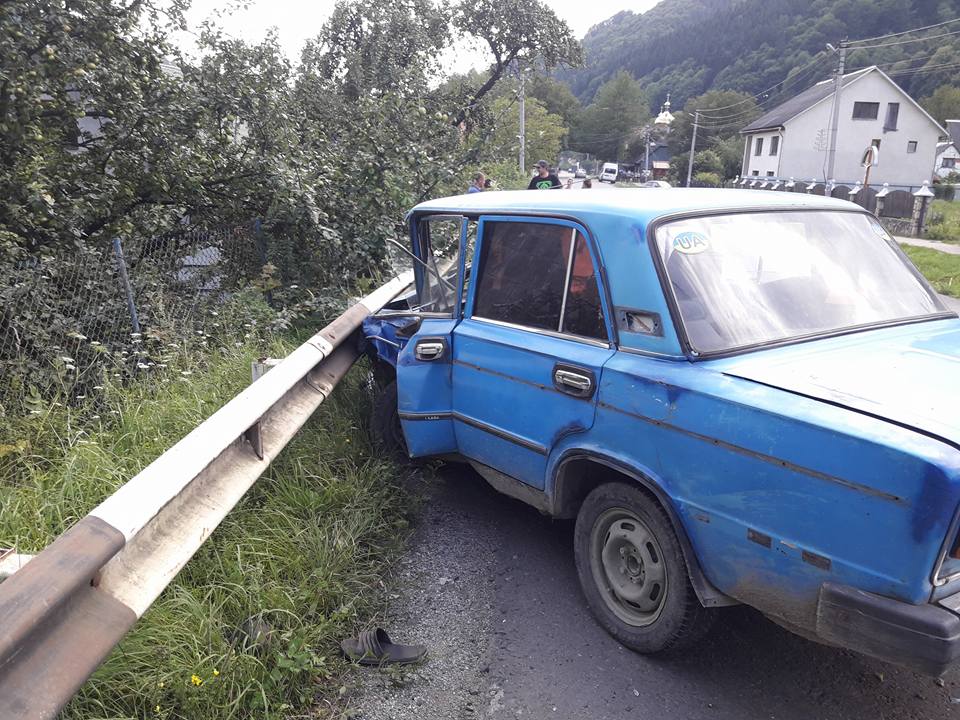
[[0, 272, 413, 720]]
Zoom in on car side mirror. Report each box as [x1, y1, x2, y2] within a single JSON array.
[[395, 316, 422, 338]]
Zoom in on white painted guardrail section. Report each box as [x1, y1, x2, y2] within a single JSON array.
[[0, 271, 413, 720]]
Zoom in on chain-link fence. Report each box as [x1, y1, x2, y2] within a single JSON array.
[[0, 223, 264, 413]]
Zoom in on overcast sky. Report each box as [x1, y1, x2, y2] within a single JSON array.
[[180, 0, 663, 70]]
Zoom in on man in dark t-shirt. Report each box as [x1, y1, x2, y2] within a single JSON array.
[[527, 159, 562, 190]]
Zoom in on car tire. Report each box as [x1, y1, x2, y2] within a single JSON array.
[[574, 482, 716, 653], [370, 380, 415, 465]]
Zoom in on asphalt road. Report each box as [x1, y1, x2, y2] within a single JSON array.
[[349, 464, 960, 720]]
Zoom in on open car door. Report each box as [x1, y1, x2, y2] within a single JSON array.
[[394, 213, 472, 457]]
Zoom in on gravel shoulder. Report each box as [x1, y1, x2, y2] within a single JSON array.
[[345, 465, 501, 719]]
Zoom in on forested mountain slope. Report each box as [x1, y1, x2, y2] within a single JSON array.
[[560, 0, 960, 111]]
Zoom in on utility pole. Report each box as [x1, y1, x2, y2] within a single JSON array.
[[825, 40, 847, 183], [685, 110, 699, 187], [644, 130, 651, 179], [518, 70, 526, 175]]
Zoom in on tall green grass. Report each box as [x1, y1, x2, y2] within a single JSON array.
[[901, 244, 960, 298], [1, 336, 410, 719]]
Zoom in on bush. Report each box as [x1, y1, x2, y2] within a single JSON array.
[[925, 199, 960, 243], [692, 171, 722, 188]]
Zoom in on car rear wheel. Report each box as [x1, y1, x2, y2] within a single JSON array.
[[574, 482, 716, 653], [370, 380, 414, 465]]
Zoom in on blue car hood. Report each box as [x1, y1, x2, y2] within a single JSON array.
[[716, 319, 960, 448]]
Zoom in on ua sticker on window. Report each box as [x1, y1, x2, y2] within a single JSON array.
[[673, 231, 709, 255]]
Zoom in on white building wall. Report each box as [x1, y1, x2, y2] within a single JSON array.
[[742, 70, 943, 187], [741, 131, 783, 177]]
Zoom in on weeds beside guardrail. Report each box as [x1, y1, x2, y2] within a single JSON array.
[[0, 272, 412, 719]]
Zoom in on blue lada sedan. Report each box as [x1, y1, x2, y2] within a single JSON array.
[[365, 189, 960, 675]]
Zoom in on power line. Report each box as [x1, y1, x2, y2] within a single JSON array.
[[695, 64, 827, 123], [693, 51, 827, 116], [870, 51, 949, 68], [885, 60, 960, 78], [847, 17, 960, 46], [850, 28, 960, 50]]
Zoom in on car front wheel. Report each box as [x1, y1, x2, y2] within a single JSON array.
[[574, 482, 715, 653]]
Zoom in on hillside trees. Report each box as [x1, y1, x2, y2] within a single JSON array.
[[561, 0, 960, 110]]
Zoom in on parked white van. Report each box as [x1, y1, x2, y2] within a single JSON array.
[[600, 163, 618, 183]]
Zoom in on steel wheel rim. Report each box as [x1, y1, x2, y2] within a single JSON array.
[[590, 507, 668, 627]]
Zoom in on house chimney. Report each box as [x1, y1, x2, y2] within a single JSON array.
[[947, 119, 960, 145]]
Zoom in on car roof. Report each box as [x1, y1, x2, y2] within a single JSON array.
[[410, 188, 859, 226]]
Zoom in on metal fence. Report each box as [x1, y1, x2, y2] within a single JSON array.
[[0, 223, 264, 412], [728, 177, 939, 233]]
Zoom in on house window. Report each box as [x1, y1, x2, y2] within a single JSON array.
[[853, 102, 880, 120], [754, 137, 763, 156], [769, 136, 779, 156], [884, 102, 900, 131], [473, 221, 606, 340], [752, 170, 759, 176], [944, 158, 957, 169], [907, 140, 918, 153], [766, 171, 775, 177]]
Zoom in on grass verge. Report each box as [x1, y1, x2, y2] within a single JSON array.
[[1, 338, 409, 719], [901, 244, 960, 298]]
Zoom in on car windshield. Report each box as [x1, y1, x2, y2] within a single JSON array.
[[655, 210, 945, 354]]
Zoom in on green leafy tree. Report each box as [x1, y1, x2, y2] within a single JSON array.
[[0, 0, 198, 252], [527, 76, 583, 135], [922, 85, 960, 126], [452, 0, 583, 126], [485, 95, 567, 173], [572, 71, 649, 162]]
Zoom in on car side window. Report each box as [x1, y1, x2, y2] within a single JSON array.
[[562, 234, 606, 340], [473, 220, 607, 341]]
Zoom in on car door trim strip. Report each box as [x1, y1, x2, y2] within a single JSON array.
[[451, 412, 549, 456], [597, 401, 907, 505], [453, 358, 558, 394]]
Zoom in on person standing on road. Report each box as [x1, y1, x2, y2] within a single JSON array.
[[466, 172, 485, 194], [527, 160, 561, 190]]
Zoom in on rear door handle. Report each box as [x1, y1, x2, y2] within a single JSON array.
[[553, 364, 595, 398], [414, 339, 446, 362]]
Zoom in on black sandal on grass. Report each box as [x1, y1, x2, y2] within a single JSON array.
[[340, 628, 426, 666]]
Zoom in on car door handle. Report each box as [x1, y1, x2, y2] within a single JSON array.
[[414, 340, 446, 362], [553, 366, 594, 398]]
